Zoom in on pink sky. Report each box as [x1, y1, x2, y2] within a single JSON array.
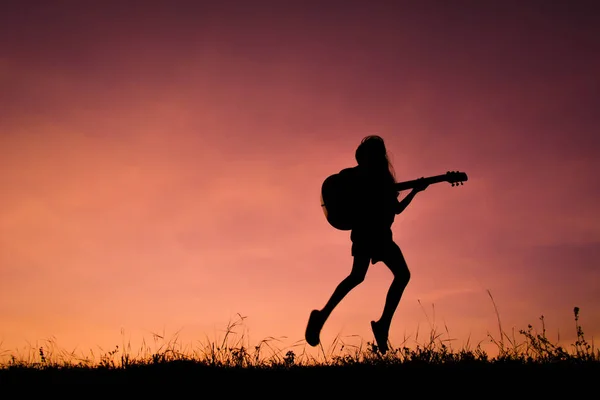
[[1, 1, 599, 360]]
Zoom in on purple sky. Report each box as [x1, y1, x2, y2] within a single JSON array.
[[1, 1, 598, 359]]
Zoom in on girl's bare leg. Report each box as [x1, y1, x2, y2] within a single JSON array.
[[321, 255, 370, 320], [305, 256, 370, 346], [372, 243, 411, 353]]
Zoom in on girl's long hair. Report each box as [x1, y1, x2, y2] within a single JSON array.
[[355, 135, 397, 185]]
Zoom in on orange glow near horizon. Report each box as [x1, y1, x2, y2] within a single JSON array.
[[1, 2, 599, 361]]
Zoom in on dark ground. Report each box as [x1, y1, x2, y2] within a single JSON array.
[[1, 361, 598, 396]]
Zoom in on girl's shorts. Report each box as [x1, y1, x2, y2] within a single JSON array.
[[351, 238, 401, 264]]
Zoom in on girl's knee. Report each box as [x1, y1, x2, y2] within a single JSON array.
[[347, 271, 366, 286], [392, 265, 410, 283], [401, 268, 411, 283]]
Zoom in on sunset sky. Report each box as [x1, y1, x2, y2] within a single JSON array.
[[1, 1, 598, 360]]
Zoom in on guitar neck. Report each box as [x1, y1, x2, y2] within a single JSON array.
[[394, 174, 452, 191]]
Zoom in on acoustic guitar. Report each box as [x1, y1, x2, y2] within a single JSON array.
[[321, 170, 468, 231]]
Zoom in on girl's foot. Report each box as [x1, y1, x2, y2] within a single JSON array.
[[371, 320, 389, 354], [305, 310, 324, 346]]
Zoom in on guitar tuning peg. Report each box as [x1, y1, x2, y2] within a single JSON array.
[[460, 182, 464, 185], [451, 183, 455, 187]]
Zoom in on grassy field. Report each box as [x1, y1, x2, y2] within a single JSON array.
[[1, 306, 598, 392]]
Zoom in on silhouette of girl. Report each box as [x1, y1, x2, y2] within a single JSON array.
[[305, 135, 429, 354]]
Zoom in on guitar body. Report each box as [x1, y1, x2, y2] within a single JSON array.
[[321, 169, 468, 231], [321, 168, 357, 231]]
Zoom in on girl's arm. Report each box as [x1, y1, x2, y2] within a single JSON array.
[[395, 178, 429, 214], [395, 190, 419, 214]]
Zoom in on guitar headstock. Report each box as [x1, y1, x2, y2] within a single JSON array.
[[445, 170, 468, 187]]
